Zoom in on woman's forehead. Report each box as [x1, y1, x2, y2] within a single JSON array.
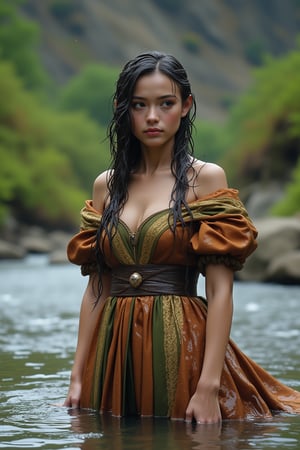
[[133, 71, 179, 97]]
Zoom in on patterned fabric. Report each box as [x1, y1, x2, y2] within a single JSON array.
[[67, 188, 300, 419]]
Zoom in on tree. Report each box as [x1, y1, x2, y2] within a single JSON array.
[[0, 0, 48, 90], [59, 64, 120, 127], [0, 62, 108, 229], [221, 46, 300, 194]]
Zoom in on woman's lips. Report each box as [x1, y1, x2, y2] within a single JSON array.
[[144, 128, 162, 136]]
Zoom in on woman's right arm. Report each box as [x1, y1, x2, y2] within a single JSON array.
[[63, 271, 111, 408], [64, 171, 111, 408]]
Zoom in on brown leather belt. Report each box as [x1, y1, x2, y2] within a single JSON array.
[[110, 264, 199, 296]]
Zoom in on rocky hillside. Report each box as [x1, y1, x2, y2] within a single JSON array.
[[21, 0, 300, 121]]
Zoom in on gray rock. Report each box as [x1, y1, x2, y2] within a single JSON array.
[[48, 249, 69, 265], [266, 250, 300, 284], [48, 230, 72, 251], [47, 231, 72, 265], [239, 216, 300, 283], [0, 240, 26, 259], [245, 183, 284, 219], [20, 235, 52, 254]]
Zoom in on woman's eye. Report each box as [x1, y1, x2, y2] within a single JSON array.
[[161, 100, 174, 108], [132, 102, 145, 110]]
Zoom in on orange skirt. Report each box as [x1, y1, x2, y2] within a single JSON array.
[[80, 295, 300, 419]]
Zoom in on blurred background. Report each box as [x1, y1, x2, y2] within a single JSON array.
[[1, 0, 300, 255], [1, 5, 300, 448]]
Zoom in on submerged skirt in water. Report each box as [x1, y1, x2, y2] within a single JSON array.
[[79, 294, 300, 419], [68, 192, 300, 419]]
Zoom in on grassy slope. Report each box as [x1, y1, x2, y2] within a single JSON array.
[[22, 0, 300, 122]]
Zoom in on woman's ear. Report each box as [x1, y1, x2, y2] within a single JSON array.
[[113, 99, 117, 111], [181, 94, 193, 118]]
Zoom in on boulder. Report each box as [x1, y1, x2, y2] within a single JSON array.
[[20, 235, 52, 254], [243, 182, 284, 219], [266, 250, 300, 284], [0, 222, 74, 262], [0, 240, 26, 259], [48, 230, 73, 250], [238, 217, 300, 283], [48, 230, 72, 265], [19, 226, 52, 253], [1, 214, 300, 283], [49, 249, 69, 264]]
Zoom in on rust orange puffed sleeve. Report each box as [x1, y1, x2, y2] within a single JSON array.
[[188, 189, 258, 272], [67, 200, 102, 275]]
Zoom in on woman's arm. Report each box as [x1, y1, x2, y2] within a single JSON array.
[[63, 271, 111, 408], [64, 171, 111, 408], [185, 264, 234, 423]]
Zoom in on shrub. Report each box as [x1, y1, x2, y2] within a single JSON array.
[[244, 39, 266, 66], [49, 0, 80, 21], [49, 0, 85, 35], [182, 32, 202, 54], [151, 0, 182, 14], [59, 64, 120, 126]]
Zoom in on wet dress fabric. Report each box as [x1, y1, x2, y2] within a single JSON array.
[[67, 189, 300, 420]]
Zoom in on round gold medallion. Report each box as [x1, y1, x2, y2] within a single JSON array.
[[129, 272, 143, 288]]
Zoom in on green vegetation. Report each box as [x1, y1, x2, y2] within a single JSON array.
[[221, 46, 300, 216], [49, 0, 81, 21], [0, 1, 109, 229], [1, 1, 300, 231], [190, 44, 300, 217], [151, 0, 182, 13], [192, 43, 300, 216], [193, 121, 227, 163], [59, 64, 119, 127], [271, 109, 300, 215], [0, 62, 109, 228], [244, 39, 266, 66], [182, 32, 202, 54], [0, 0, 48, 90], [49, 0, 85, 35], [272, 163, 300, 215]]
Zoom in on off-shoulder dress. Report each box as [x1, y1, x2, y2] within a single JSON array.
[[67, 189, 300, 419]]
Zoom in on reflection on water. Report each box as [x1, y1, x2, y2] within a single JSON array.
[[0, 256, 300, 449], [64, 410, 300, 449]]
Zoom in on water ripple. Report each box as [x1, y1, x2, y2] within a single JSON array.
[[0, 260, 300, 449]]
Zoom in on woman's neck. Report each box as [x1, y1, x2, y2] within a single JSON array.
[[137, 144, 173, 176]]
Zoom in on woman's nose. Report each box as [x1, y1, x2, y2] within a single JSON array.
[[146, 106, 159, 122]]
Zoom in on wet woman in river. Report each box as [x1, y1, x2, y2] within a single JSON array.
[[64, 51, 300, 422]]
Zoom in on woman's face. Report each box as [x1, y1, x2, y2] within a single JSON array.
[[130, 71, 192, 150]]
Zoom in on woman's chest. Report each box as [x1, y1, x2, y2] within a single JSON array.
[[119, 177, 174, 233]]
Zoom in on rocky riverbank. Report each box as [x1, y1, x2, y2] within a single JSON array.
[[0, 224, 73, 265], [1, 216, 300, 284], [238, 216, 300, 284]]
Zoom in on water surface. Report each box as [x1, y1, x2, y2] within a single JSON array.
[[0, 256, 299, 449]]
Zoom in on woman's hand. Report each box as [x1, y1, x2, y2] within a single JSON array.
[[185, 384, 221, 424], [62, 272, 110, 410], [185, 264, 233, 424], [63, 378, 82, 409]]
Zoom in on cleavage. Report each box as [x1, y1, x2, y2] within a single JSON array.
[[119, 205, 169, 234]]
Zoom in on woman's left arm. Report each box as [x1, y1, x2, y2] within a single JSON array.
[[185, 263, 234, 423]]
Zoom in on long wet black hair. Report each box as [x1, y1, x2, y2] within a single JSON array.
[[95, 51, 196, 285]]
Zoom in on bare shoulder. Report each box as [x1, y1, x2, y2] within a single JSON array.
[[191, 160, 228, 198], [93, 169, 112, 212]]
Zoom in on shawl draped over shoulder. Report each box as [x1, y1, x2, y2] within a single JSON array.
[[67, 188, 258, 275]]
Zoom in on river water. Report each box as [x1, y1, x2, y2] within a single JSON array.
[[0, 255, 299, 449]]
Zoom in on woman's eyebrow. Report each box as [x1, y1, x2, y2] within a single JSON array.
[[132, 94, 178, 100]]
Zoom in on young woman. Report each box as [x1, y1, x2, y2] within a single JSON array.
[[64, 51, 300, 423]]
